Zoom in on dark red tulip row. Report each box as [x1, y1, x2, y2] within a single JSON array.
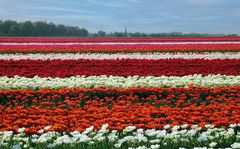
[[1, 37, 240, 43], [1, 44, 240, 53], [0, 59, 239, 77]]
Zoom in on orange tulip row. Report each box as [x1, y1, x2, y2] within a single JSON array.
[[0, 87, 240, 134]]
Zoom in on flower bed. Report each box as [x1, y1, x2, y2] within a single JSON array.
[[0, 37, 240, 149]]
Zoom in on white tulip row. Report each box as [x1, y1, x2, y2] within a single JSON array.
[[2, 123, 240, 149], [1, 41, 240, 45], [0, 52, 240, 60], [0, 75, 239, 90]]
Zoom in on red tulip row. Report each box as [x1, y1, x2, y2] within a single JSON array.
[[1, 44, 240, 53], [1, 86, 239, 108], [0, 87, 240, 133], [1, 37, 240, 42], [0, 59, 239, 77]]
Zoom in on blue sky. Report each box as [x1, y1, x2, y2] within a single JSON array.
[[0, 0, 239, 34]]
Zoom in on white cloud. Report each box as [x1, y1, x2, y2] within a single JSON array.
[[192, 16, 221, 21], [85, 0, 139, 9], [183, 0, 226, 5], [127, 0, 143, 3], [31, 6, 96, 14]]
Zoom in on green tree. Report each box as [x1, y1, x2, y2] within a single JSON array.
[[2, 20, 18, 35], [8, 24, 22, 36], [94, 30, 106, 37]]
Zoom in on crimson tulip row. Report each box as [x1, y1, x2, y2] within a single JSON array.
[[1, 44, 240, 53], [0, 59, 239, 77], [1, 37, 240, 42]]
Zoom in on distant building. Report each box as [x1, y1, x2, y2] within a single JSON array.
[[124, 27, 128, 37]]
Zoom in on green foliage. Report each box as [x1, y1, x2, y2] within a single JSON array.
[[0, 20, 88, 37], [94, 30, 106, 37]]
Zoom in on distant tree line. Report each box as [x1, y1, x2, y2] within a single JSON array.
[[94, 30, 238, 37], [0, 20, 238, 37], [0, 20, 88, 37], [128, 32, 238, 37]]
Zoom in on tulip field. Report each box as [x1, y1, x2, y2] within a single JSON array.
[[1, 37, 240, 149]]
